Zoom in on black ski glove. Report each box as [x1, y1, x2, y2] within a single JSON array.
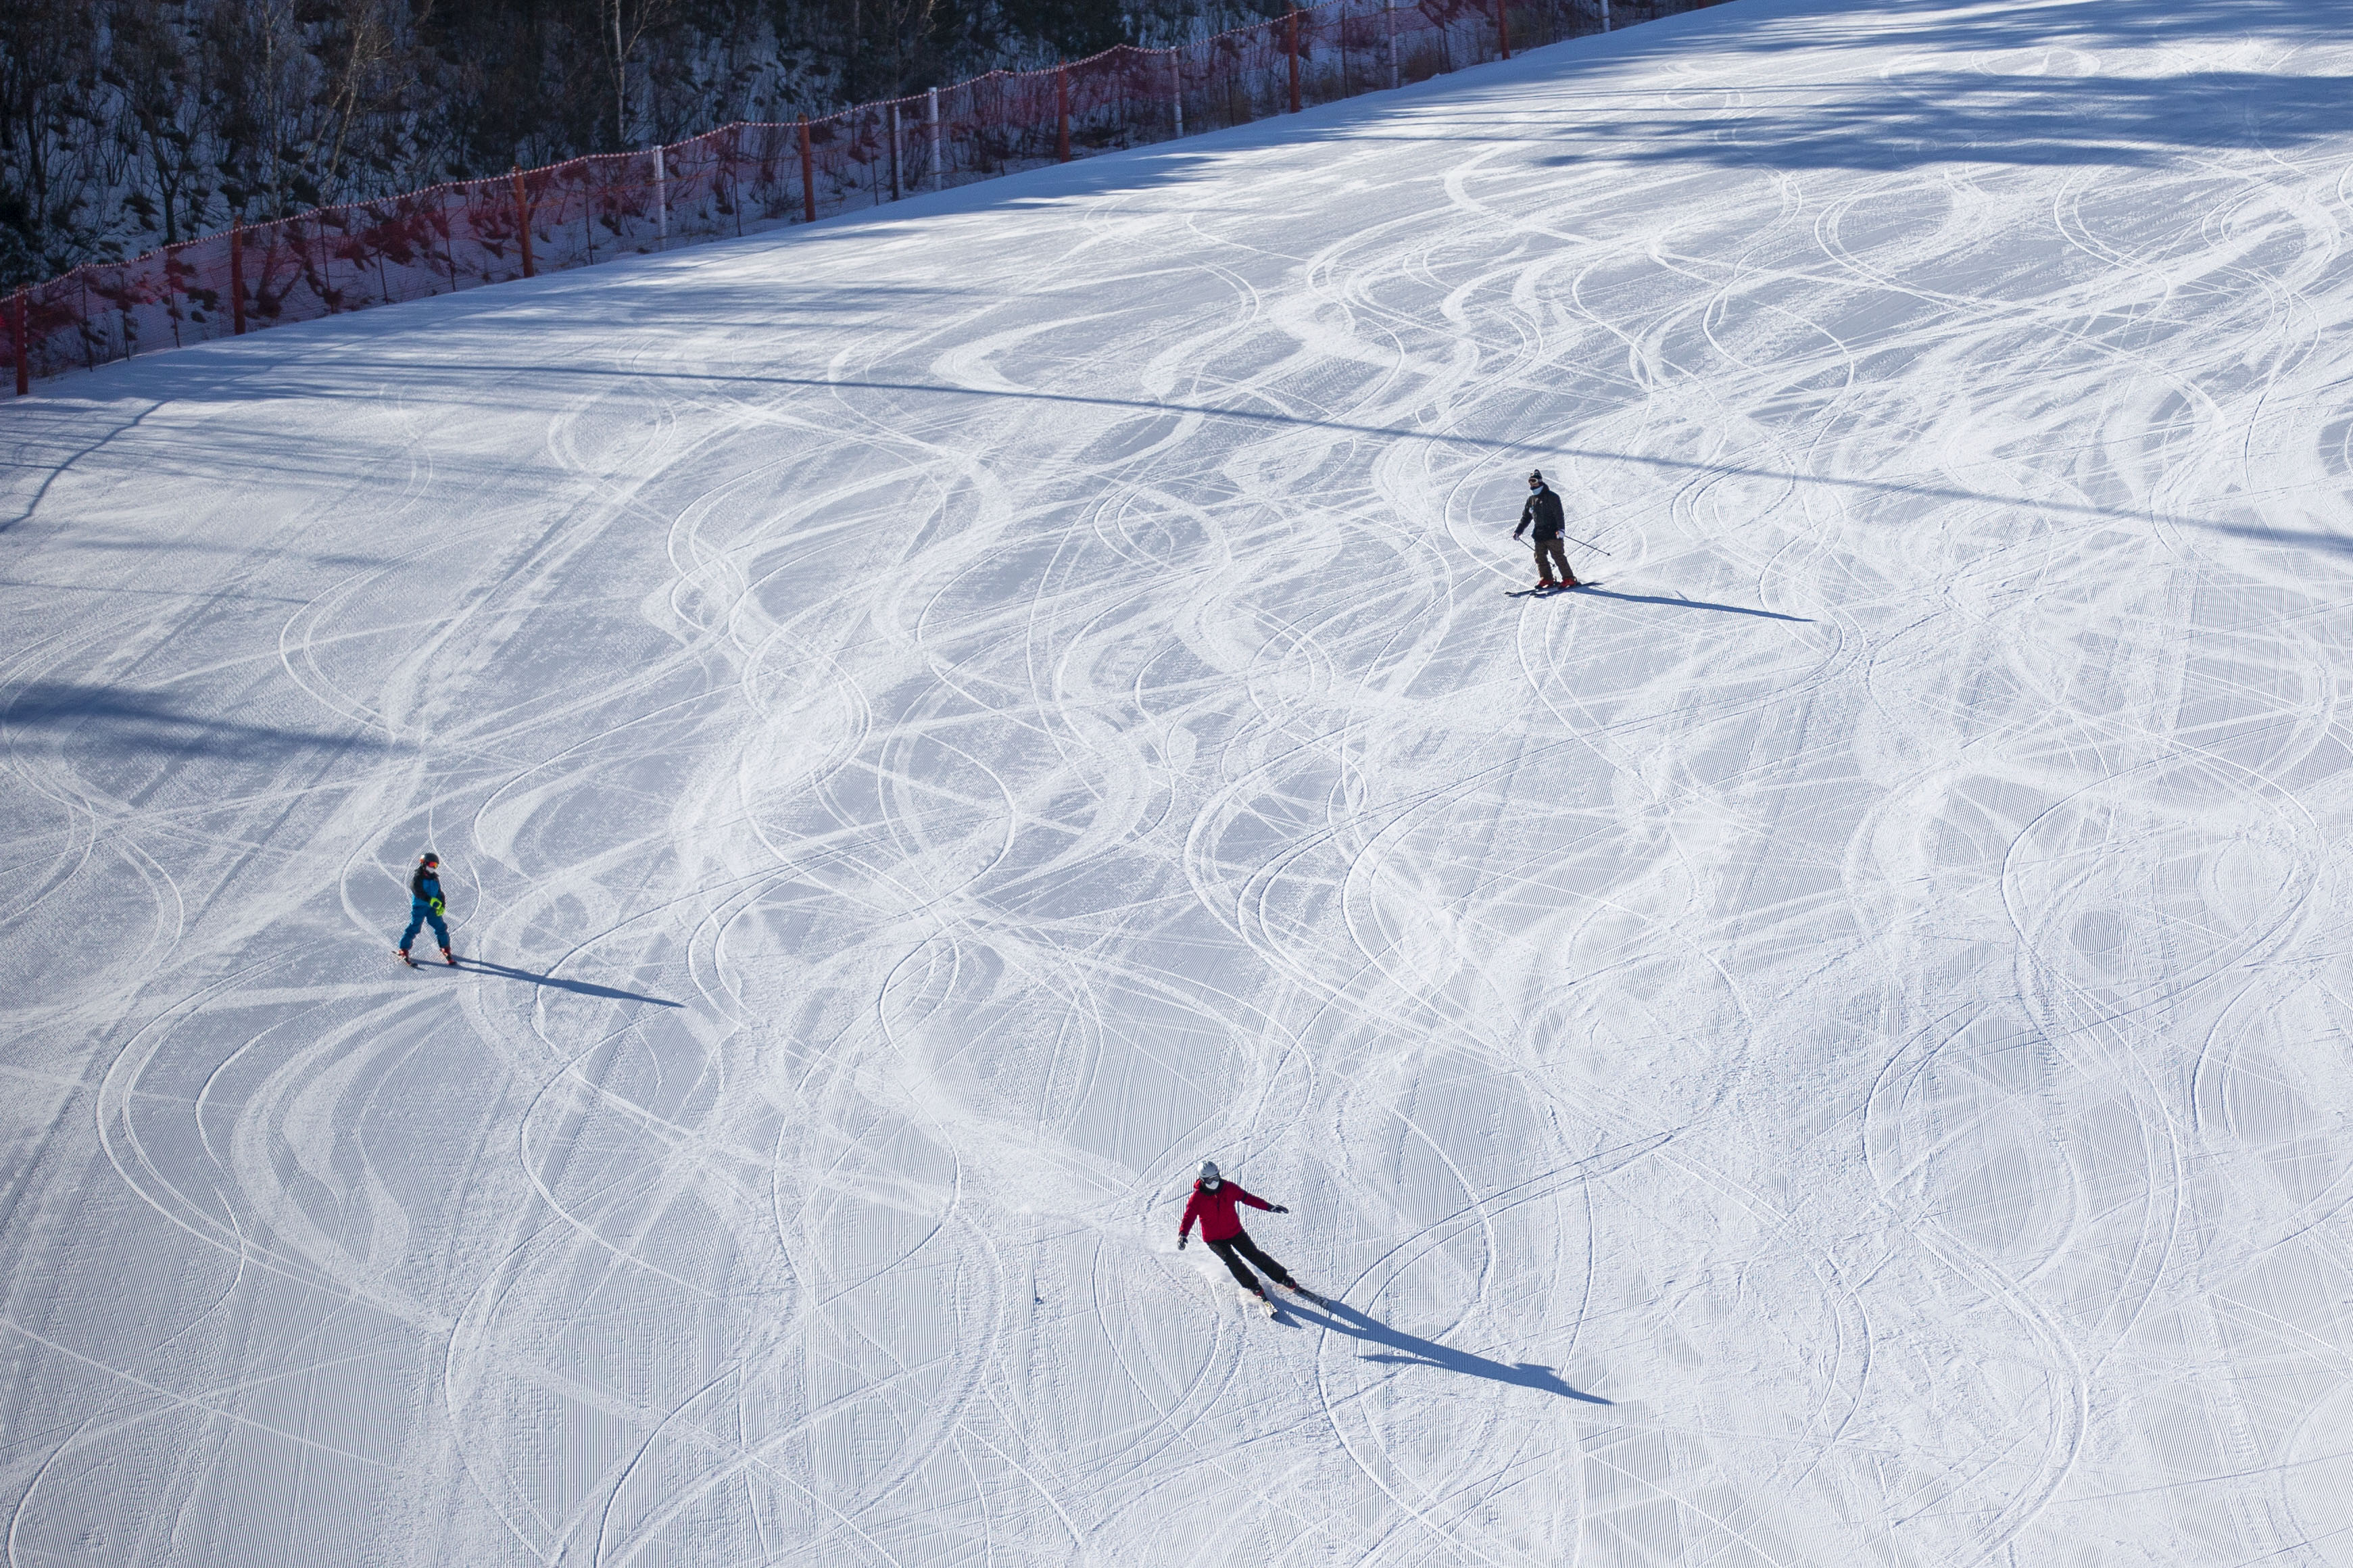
[[1271, 1204, 1289, 1213], [1178, 1235, 1188, 1250]]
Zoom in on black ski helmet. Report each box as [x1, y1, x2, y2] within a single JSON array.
[[419, 852, 439, 866]]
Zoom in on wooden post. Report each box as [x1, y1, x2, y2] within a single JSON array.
[[10, 291, 28, 396], [228, 226, 247, 335], [1496, 0, 1511, 58], [929, 87, 943, 191], [1171, 53, 1184, 137], [1386, 0, 1399, 90], [1057, 66, 1071, 162], [800, 120, 817, 222], [511, 166, 535, 278], [888, 103, 902, 201], [1601, 0, 1611, 29], [1287, 11, 1302, 113], [654, 144, 667, 248]]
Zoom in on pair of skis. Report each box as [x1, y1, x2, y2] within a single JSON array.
[[1506, 580, 1599, 599], [1241, 1283, 1328, 1319], [397, 949, 460, 969]]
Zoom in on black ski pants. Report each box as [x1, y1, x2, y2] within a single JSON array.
[[1206, 1230, 1294, 1295], [1530, 535, 1572, 584]]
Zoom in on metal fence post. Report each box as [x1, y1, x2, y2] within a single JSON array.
[[1057, 66, 1071, 162], [929, 87, 943, 191], [654, 144, 667, 247], [10, 291, 27, 395], [1386, 0, 1400, 89], [1171, 52, 1184, 137], [1601, 0, 1611, 29], [888, 102, 902, 200]]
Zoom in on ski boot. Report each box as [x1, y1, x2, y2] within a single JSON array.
[[396, 948, 418, 968], [440, 946, 458, 966]]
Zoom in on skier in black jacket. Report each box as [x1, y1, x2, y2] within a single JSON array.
[[1512, 470, 1580, 590]]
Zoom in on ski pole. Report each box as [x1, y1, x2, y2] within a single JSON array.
[[1561, 531, 1613, 556]]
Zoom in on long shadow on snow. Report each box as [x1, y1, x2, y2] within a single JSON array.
[[1527, 68, 2353, 174], [285, 359, 2225, 533], [453, 956, 683, 1008], [1655, 0, 2346, 73], [0, 578, 314, 607], [2199, 522, 2353, 556], [1577, 588, 1811, 622], [1299, 1298, 1612, 1403], [3, 681, 392, 760]]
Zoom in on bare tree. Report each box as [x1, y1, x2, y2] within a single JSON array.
[[111, 0, 209, 245], [310, 0, 400, 197], [607, 0, 678, 148], [0, 0, 102, 282]]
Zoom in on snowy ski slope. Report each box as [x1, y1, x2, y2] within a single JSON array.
[[5, 0, 2353, 1561]]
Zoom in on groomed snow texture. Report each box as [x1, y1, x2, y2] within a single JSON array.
[[5, 0, 2353, 1561]]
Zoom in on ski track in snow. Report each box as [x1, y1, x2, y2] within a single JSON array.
[[5, 0, 2353, 1561]]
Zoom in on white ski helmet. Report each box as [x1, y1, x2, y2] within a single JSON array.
[[1198, 1160, 1221, 1184]]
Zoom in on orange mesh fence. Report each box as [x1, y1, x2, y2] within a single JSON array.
[[5, 0, 1714, 392]]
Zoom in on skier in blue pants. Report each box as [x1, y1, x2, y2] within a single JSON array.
[[397, 852, 457, 966]]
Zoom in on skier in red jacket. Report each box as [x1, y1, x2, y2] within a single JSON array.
[[1178, 1161, 1315, 1304]]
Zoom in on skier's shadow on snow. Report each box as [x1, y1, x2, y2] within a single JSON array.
[[1576, 589, 1811, 624], [1303, 1298, 1612, 1404], [454, 958, 683, 1008]]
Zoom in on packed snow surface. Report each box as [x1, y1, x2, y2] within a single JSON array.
[[6, 0, 2353, 1561]]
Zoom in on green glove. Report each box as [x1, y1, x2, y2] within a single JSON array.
[[429, 896, 445, 915]]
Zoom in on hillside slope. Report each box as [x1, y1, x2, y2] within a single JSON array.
[[3, 0, 2352, 1562]]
